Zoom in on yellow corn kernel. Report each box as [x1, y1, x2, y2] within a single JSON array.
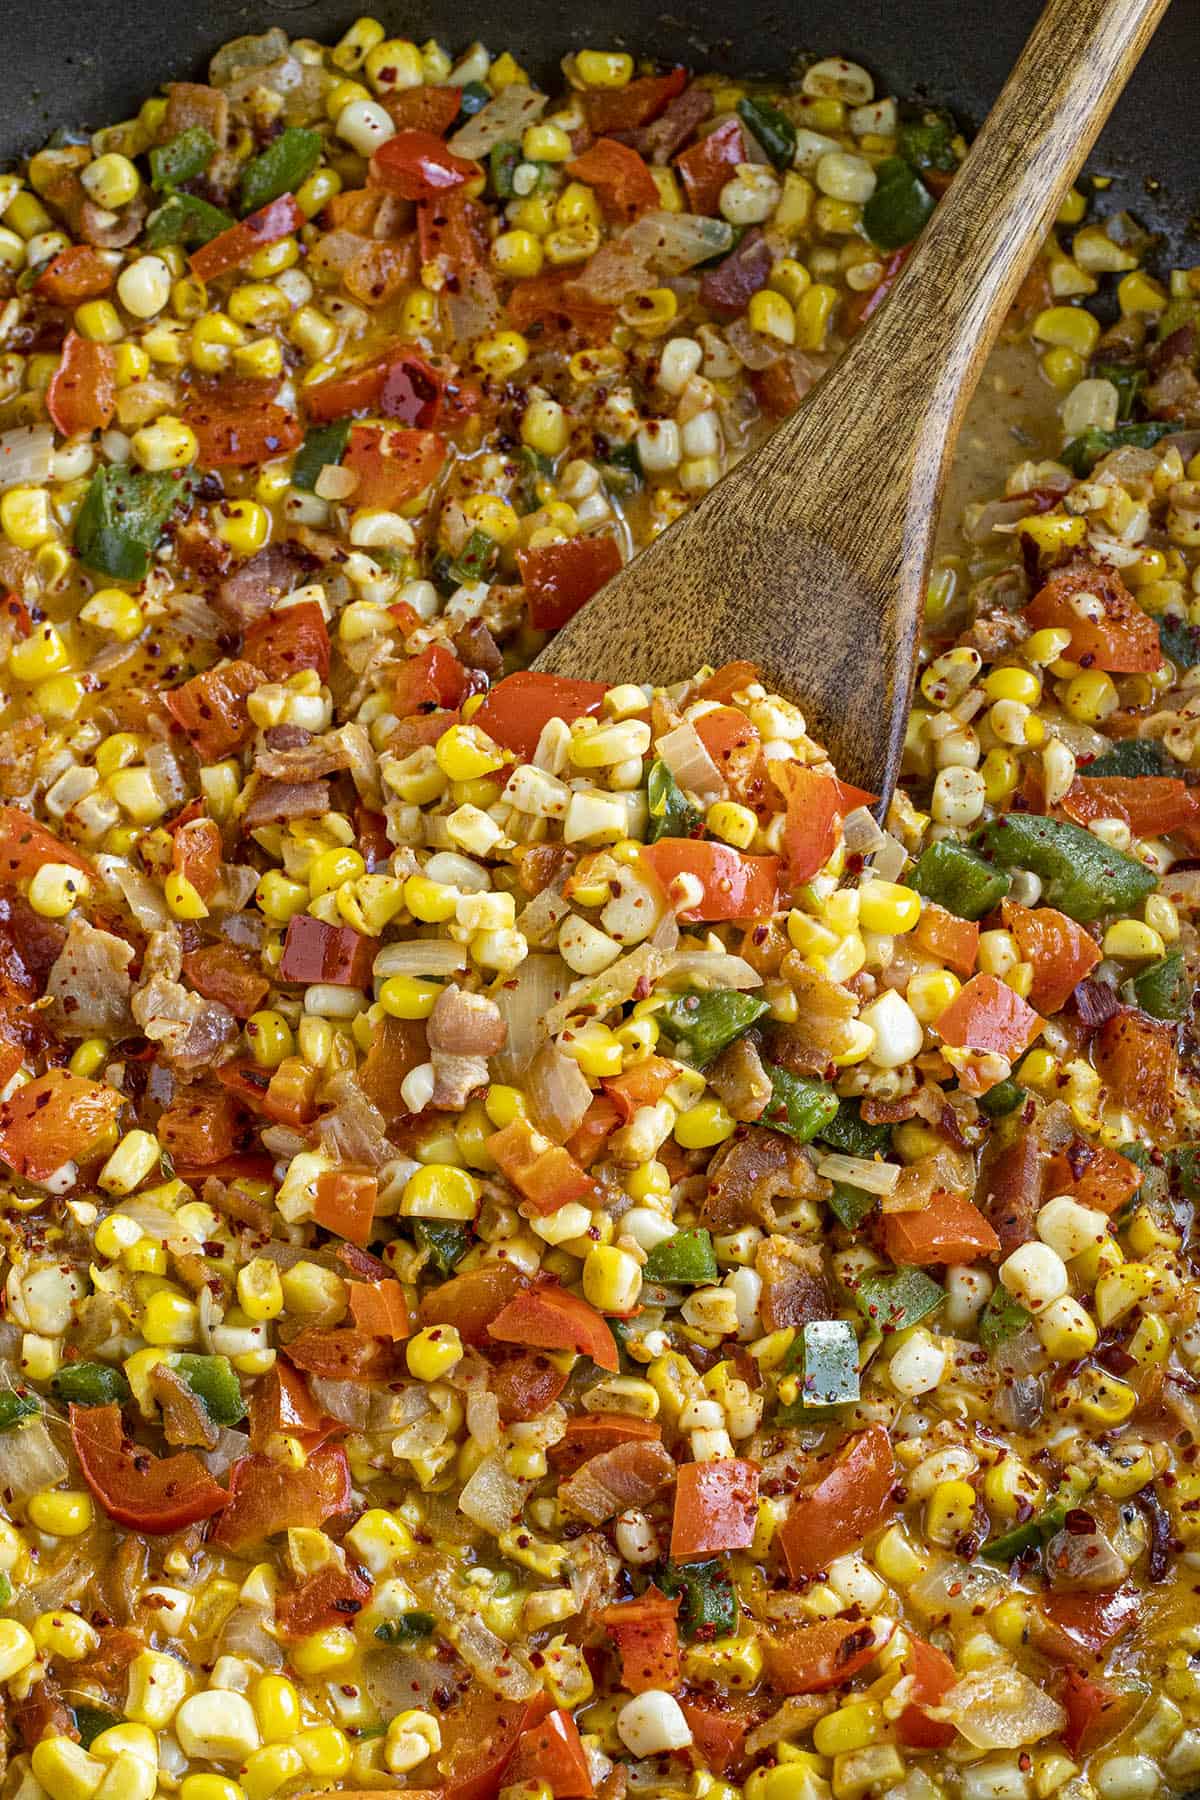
[[379, 974, 442, 1020], [31, 1737, 104, 1800], [906, 967, 960, 1023], [621, 285, 677, 335], [401, 1162, 479, 1221], [770, 256, 812, 306], [1103, 919, 1165, 960], [521, 396, 569, 456], [406, 1323, 464, 1380], [575, 49, 634, 87], [925, 1479, 977, 1548], [290, 1626, 357, 1675], [435, 723, 505, 782], [1033, 304, 1101, 356], [2, 491, 58, 555], [252, 1675, 302, 1743], [27, 1488, 93, 1536], [674, 1097, 735, 1150], [28, 861, 90, 919], [795, 282, 837, 351], [747, 289, 795, 344], [141, 1288, 199, 1347], [522, 123, 573, 162], [813, 1702, 881, 1758], [33, 1609, 100, 1660], [1069, 1365, 1137, 1425], [80, 587, 143, 642], [163, 870, 208, 921], [74, 298, 122, 343], [858, 878, 920, 935], [130, 416, 198, 473], [980, 747, 1019, 805], [1117, 270, 1167, 315], [682, 1635, 764, 1689], [308, 845, 366, 897], [492, 228, 544, 279], [473, 330, 529, 378], [213, 500, 270, 557], [1063, 667, 1119, 724], [705, 799, 758, 850], [257, 870, 309, 923]]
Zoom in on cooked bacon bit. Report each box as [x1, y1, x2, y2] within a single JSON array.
[[559, 1438, 677, 1525], [426, 984, 508, 1057], [703, 1125, 828, 1232]]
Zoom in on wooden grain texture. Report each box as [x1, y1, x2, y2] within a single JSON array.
[[533, 0, 1168, 797]]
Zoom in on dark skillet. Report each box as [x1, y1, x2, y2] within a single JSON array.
[[2, 0, 1198, 272]]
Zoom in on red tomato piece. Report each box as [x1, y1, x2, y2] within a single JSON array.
[[348, 1278, 411, 1340], [680, 1701, 750, 1776], [894, 1636, 957, 1749], [1002, 899, 1102, 1015], [935, 973, 1043, 1060], [1043, 1142, 1143, 1215], [285, 1328, 403, 1383], [312, 1170, 378, 1248], [344, 423, 446, 507], [583, 66, 687, 133], [279, 915, 375, 988], [473, 672, 607, 759], [1061, 1666, 1126, 1757], [601, 1588, 681, 1693], [881, 1191, 1001, 1266], [190, 194, 306, 283], [771, 762, 845, 885], [379, 350, 448, 426], [640, 839, 781, 923], [1062, 774, 1200, 838], [488, 1277, 619, 1371], [46, 332, 116, 436], [843, 245, 912, 332], [506, 1710, 593, 1799], [762, 1617, 893, 1695], [0, 1070, 122, 1182], [1039, 1584, 1139, 1656], [242, 600, 330, 682], [1094, 1007, 1177, 1125], [486, 1117, 598, 1216], [779, 1425, 895, 1579], [212, 1443, 351, 1549], [505, 270, 615, 339], [184, 386, 302, 466], [384, 84, 463, 134], [36, 244, 114, 304], [674, 118, 747, 215], [436, 1689, 553, 1800], [276, 1561, 372, 1641], [248, 1361, 327, 1452], [70, 1403, 228, 1534], [566, 1094, 622, 1168], [518, 534, 623, 630], [419, 1263, 527, 1346], [697, 660, 761, 703], [417, 191, 488, 273], [369, 129, 477, 198], [913, 902, 980, 976], [566, 138, 660, 220], [1024, 559, 1161, 673], [0, 806, 92, 880], [393, 643, 470, 717], [165, 659, 263, 762], [670, 1458, 759, 1559], [157, 1088, 244, 1168], [601, 1056, 678, 1124]]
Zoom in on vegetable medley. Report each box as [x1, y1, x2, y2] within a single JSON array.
[[2, 17, 1200, 1800]]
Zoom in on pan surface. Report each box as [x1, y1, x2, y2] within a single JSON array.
[[3, 0, 1198, 262]]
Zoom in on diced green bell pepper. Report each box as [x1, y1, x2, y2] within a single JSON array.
[[981, 1471, 1091, 1562], [75, 465, 198, 583], [1087, 738, 1169, 778], [1061, 421, 1175, 477], [646, 761, 703, 843], [144, 191, 234, 250], [172, 1354, 246, 1426], [855, 1267, 943, 1332], [642, 1228, 718, 1286], [979, 1078, 1025, 1118], [1160, 613, 1200, 673], [1124, 950, 1192, 1021], [816, 1098, 892, 1159], [658, 988, 768, 1067], [863, 157, 934, 250], [53, 1362, 130, 1407], [658, 1558, 737, 1640], [978, 1283, 1031, 1352], [451, 528, 498, 586], [736, 96, 796, 170], [150, 126, 217, 191], [0, 1392, 39, 1431], [784, 1319, 860, 1407], [761, 1065, 839, 1144], [73, 1707, 121, 1750], [238, 127, 322, 214], [908, 838, 1011, 920], [292, 418, 351, 493], [972, 813, 1156, 923], [827, 1180, 876, 1230], [1170, 1144, 1200, 1202], [414, 1220, 471, 1276], [489, 141, 523, 198], [897, 105, 958, 173], [374, 1611, 436, 1645], [456, 81, 491, 121], [1092, 361, 1145, 421]]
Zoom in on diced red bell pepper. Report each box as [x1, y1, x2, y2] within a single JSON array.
[[436, 1689, 554, 1800], [697, 660, 761, 703], [583, 66, 688, 134], [771, 762, 845, 885], [778, 1425, 895, 1579], [670, 1457, 759, 1559], [935, 973, 1043, 1060], [419, 1262, 527, 1346], [680, 1701, 750, 1776], [913, 902, 980, 977], [279, 915, 375, 988], [305, 347, 455, 427], [0, 1070, 122, 1182], [285, 1328, 403, 1383], [190, 194, 306, 283], [393, 643, 469, 717], [1061, 1666, 1125, 1757], [384, 84, 463, 134], [601, 1588, 681, 1693], [417, 191, 488, 273], [1061, 774, 1200, 839], [164, 659, 263, 762], [71, 1403, 228, 1534], [243, 600, 330, 683], [762, 1616, 893, 1695], [181, 942, 270, 1019], [348, 1278, 411, 1340], [1043, 1141, 1143, 1215], [356, 805, 392, 872], [566, 1094, 622, 1167], [36, 244, 114, 305], [157, 1087, 243, 1167], [473, 671, 607, 759], [184, 385, 302, 467], [46, 332, 116, 436], [1002, 899, 1101, 1016], [1039, 1584, 1139, 1657], [369, 129, 478, 199], [505, 1710, 593, 1799], [640, 839, 781, 922], [488, 1276, 619, 1371], [693, 706, 769, 806], [894, 1636, 957, 1749], [212, 1442, 351, 1549], [518, 534, 623, 630], [601, 1056, 678, 1123], [550, 1414, 663, 1473], [881, 1191, 1001, 1266], [1094, 1007, 1177, 1125], [674, 117, 746, 215], [505, 270, 615, 339], [248, 1360, 329, 1452], [566, 138, 660, 220], [276, 1562, 372, 1641], [487, 1116, 598, 1216], [171, 815, 222, 901], [312, 1170, 379, 1249], [0, 806, 92, 880], [1024, 559, 1161, 673], [343, 423, 446, 507]]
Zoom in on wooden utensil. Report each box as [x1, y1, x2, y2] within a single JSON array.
[[533, 0, 1168, 798]]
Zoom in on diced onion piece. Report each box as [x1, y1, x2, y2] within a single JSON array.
[[448, 84, 546, 156], [0, 425, 54, 494], [815, 1153, 900, 1194]]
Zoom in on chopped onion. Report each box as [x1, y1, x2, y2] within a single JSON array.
[[8, 1552, 89, 1625], [871, 832, 908, 883], [517, 880, 572, 947], [815, 1152, 900, 1193], [219, 1605, 285, 1668], [545, 943, 670, 1035], [663, 952, 763, 989], [458, 1451, 529, 1534], [449, 84, 546, 156], [95, 856, 169, 930], [910, 1557, 1005, 1623], [725, 317, 786, 371], [452, 1608, 541, 1698], [574, 211, 734, 301], [0, 425, 54, 495], [657, 721, 723, 804], [162, 589, 223, 641], [466, 1388, 501, 1451], [201, 1426, 250, 1477], [373, 939, 468, 979], [309, 1377, 372, 1428], [493, 954, 568, 1081], [932, 1668, 1066, 1749], [842, 806, 884, 857], [962, 495, 1039, 542], [0, 1418, 67, 1503], [527, 1042, 593, 1142], [314, 1072, 393, 1168], [446, 266, 502, 344]]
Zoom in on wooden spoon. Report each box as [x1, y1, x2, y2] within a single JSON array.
[[533, 0, 1167, 798]]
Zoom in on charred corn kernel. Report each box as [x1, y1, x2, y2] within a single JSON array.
[[706, 800, 758, 849], [379, 975, 442, 1019], [164, 870, 208, 920], [1033, 304, 1101, 355], [238, 1258, 284, 1322], [747, 289, 795, 344], [253, 1675, 302, 1742], [675, 1097, 736, 1149], [474, 330, 529, 377], [141, 1289, 199, 1347], [28, 861, 90, 919], [257, 870, 309, 923], [27, 1488, 92, 1536], [583, 1245, 643, 1313], [858, 878, 920, 934], [493, 228, 544, 279], [75, 298, 122, 343], [926, 1479, 977, 1547], [406, 1323, 463, 1380], [1118, 269, 1167, 314], [99, 1129, 161, 1196], [130, 416, 198, 471], [213, 500, 270, 556], [1103, 919, 1165, 959], [3, 490, 58, 554], [309, 846, 366, 896], [1064, 667, 1119, 723], [814, 1703, 881, 1758], [795, 282, 837, 350], [575, 49, 634, 85], [80, 586, 143, 641]]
